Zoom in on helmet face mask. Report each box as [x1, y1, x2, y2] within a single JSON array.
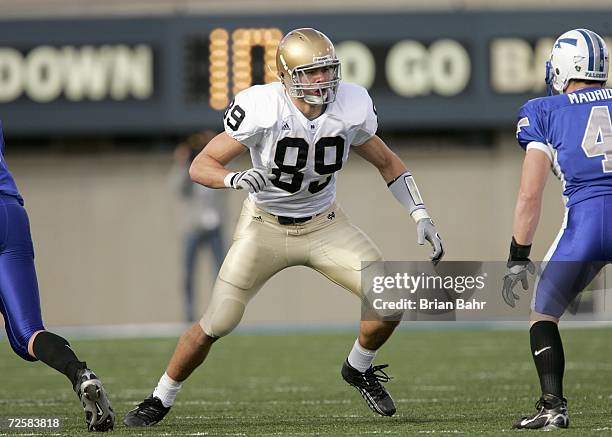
[[276, 28, 341, 105], [545, 59, 561, 96], [546, 29, 609, 95], [289, 61, 341, 104]]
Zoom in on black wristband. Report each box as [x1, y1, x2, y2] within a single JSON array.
[[509, 236, 531, 261]]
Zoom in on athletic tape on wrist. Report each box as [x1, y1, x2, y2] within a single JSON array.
[[388, 171, 430, 223], [223, 172, 239, 188]]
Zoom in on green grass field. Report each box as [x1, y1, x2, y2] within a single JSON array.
[[1, 327, 612, 436]]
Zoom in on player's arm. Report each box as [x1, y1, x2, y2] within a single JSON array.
[[511, 148, 551, 250], [352, 134, 407, 183], [352, 134, 430, 222], [353, 135, 444, 264], [189, 132, 273, 192], [502, 148, 550, 307], [189, 132, 246, 188]]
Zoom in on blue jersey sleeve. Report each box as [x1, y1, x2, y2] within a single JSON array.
[[516, 99, 548, 151]]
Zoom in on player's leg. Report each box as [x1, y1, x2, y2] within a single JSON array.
[[514, 198, 606, 429], [306, 205, 398, 416], [161, 275, 269, 383], [513, 311, 572, 430], [124, 200, 288, 426], [0, 198, 114, 431], [28, 331, 115, 432]]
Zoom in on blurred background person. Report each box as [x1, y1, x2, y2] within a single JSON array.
[[170, 130, 226, 322]]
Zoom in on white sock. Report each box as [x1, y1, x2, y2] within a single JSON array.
[[152, 372, 182, 408], [347, 339, 377, 372]]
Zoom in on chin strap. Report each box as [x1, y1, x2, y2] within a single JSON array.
[[303, 94, 325, 105]]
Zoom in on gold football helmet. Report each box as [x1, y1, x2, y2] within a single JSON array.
[[275, 28, 341, 105]]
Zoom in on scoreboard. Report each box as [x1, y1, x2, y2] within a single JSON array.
[[0, 12, 611, 135]]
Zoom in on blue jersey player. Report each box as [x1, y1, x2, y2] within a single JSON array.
[[0, 122, 115, 431], [503, 29, 610, 430]]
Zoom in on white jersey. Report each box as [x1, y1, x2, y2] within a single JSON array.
[[223, 82, 378, 217]]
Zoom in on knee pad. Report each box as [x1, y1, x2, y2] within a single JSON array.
[[199, 279, 256, 338], [200, 297, 246, 338]]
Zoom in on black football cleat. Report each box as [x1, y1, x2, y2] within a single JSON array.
[[513, 394, 569, 429], [123, 394, 171, 427], [341, 360, 396, 416], [74, 369, 115, 432]]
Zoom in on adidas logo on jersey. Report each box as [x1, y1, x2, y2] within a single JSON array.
[[281, 122, 290, 131]]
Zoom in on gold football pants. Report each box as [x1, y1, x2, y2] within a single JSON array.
[[200, 198, 383, 337]]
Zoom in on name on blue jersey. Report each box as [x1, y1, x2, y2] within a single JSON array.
[[568, 88, 612, 104]]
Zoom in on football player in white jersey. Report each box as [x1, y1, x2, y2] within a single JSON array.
[[124, 28, 444, 426]]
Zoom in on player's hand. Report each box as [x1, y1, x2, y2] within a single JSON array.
[[225, 168, 276, 193], [416, 218, 444, 265], [502, 260, 535, 307]]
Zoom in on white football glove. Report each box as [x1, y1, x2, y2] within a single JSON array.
[[416, 218, 444, 265], [224, 168, 275, 193]]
